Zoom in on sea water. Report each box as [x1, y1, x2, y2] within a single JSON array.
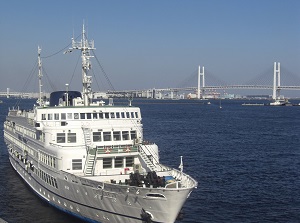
[[0, 98, 299, 223]]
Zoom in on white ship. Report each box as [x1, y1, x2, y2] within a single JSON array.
[[3, 25, 198, 223]]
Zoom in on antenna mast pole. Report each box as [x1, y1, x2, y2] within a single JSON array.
[[38, 46, 43, 106], [70, 24, 95, 106]]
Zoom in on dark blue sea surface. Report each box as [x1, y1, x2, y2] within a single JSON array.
[[0, 98, 300, 223]]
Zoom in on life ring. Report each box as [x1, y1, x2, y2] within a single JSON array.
[[124, 146, 131, 153], [105, 147, 111, 154]]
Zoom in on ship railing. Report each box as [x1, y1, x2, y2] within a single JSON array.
[[96, 145, 138, 154], [169, 168, 198, 189], [49, 142, 85, 148]]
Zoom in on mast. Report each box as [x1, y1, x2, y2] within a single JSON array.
[[70, 24, 95, 106], [38, 46, 43, 106]]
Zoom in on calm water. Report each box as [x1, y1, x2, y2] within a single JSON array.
[[0, 98, 300, 223]]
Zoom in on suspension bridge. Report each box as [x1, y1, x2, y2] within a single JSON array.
[[1, 62, 300, 99], [106, 62, 300, 99]]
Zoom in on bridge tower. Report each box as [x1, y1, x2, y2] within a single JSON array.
[[272, 62, 280, 100], [197, 66, 205, 99], [6, 88, 10, 98]]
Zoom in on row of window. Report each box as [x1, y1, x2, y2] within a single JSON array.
[[36, 168, 58, 188], [57, 133, 77, 143], [103, 156, 134, 169], [15, 124, 36, 139], [39, 152, 56, 168], [56, 130, 137, 144], [41, 111, 139, 121], [71, 157, 134, 170], [93, 130, 137, 142]]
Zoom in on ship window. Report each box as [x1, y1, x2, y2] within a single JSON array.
[[42, 114, 46, 120], [87, 113, 91, 119], [80, 113, 85, 119], [126, 112, 130, 118], [61, 113, 66, 120], [115, 157, 123, 168], [72, 159, 82, 170], [130, 130, 137, 140], [104, 112, 109, 119], [121, 112, 125, 118], [99, 113, 103, 119], [126, 157, 134, 167], [93, 113, 98, 119], [93, 132, 102, 142], [103, 132, 111, 141], [67, 113, 72, 119], [122, 131, 129, 140], [57, 133, 66, 143], [67, 133, 76, 143], [103, 158, 112, 169], [54, 113, 59, 120], [116, 112, 120, 118], [74, 113, 79, 119], [48, 114, 53, 120], [110, 112, 115, 118], [113, 131, 121, 141], [131, 112, 135, 118], [135, 112, 138, 118]]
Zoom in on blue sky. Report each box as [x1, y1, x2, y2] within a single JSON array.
[[0, 0, 299, 96]]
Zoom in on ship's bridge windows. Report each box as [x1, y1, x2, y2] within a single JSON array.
[[116, 112, 120, 118], [48, 114, 53, 120], [57, 133, 66, 143], [67, 133, 76, 143], [72, 159, 82, 170], [42, 114, 46, 120], [103, 132, 111, 141], [135, 112, 139, 118], [115, 157, 124, 168], [121, 112, 125, 118], [110, 112, 115, 118], [126, 112, 130, 118], [80, 113, 85, 119], [61, 113, 66, 120], [103, 158, 112, 169], [74, 113, 79, 119], [87, 113, 92, 119], [93, 132, 102, 142], [113, 131, 121, 141], [104, 112, 109, 119], [99, 112, 103, 119], [122, 131, 129, 140], [130, 130, 137, 140], [54, 113, 59, 120], [93, 113, 98, 119], [131, 112, 135, 118], [126, 157, 134, 167], [67, 113, 73, 119]]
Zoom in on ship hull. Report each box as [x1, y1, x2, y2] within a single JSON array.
[[7, 146, 194, 223]]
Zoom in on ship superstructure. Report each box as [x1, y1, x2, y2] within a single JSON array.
[[3, 25, 197, 223]]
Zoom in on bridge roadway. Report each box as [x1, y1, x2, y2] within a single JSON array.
[[1, 85, 300, 98], [107, 85, 300, 93]]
